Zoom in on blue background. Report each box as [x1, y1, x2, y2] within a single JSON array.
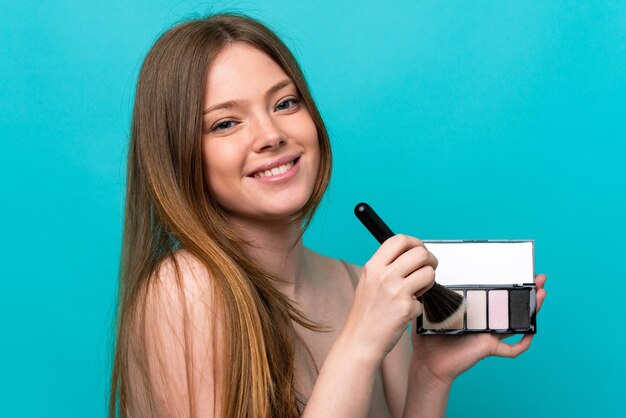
[[2, 1, 625, 417]]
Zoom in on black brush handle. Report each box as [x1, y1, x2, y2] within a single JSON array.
[[354, 203, 395, 243], [354, 202, 432, 299]]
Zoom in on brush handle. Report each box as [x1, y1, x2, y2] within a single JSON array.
[[355, 204, 466, 329], [354, 202, 433, 298], [354, 203, 395, 243]]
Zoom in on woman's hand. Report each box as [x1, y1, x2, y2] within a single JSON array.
[[342, 234, 438, 365], [305, 235, 438, 418], [409, 274, 548, 387]]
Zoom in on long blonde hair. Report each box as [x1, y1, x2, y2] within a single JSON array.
[[109, 13, 332, 417]]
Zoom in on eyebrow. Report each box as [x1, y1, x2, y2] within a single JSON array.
[[202, 79, 294, 114]]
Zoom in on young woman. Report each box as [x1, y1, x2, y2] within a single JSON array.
[[109, 13, 547, 418]]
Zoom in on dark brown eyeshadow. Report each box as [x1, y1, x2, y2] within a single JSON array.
[[509, 289, 530, 329]]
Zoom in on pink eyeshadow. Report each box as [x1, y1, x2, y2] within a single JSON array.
[[488, 290, 509, 329]]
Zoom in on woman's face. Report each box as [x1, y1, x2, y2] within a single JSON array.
[[201, 43, 320, 222]]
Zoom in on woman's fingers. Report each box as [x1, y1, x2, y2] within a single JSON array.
[[536, 274, 547, 290], [364, 234, 437, 299], [410, 297, 424, 318], [369, 234, 425, 266], [404, 265, 436, 297], [535, 273, 547, 314], [491, 334, 534, 358], [390, 245, 438, 277], [536, 288, 546, 313]]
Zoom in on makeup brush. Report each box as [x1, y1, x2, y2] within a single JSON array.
[[354, 202, 466, 330]]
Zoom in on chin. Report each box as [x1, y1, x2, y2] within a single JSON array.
[[218, 180, 317, 221], [259, 201, 309, 219], [244, 193, 312, 221]]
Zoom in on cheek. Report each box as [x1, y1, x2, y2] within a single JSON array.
[[310, 141, 321, 176], [305, 123, 321, 172], [201, 141, 244, 194], [291, 109, 321, 163]]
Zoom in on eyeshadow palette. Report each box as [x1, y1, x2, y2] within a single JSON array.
[[416, 240, 537, 335]]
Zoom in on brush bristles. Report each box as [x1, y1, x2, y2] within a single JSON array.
[[422, 283, 467, 329]]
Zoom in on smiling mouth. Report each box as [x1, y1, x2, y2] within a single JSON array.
[[249, 157, 300, 178]]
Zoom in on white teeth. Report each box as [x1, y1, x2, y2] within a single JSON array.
[[253, 160, 295, 178]]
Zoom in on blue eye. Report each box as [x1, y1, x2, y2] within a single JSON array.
[[211, 120, 236, 132], [276, 98, 300, 111]]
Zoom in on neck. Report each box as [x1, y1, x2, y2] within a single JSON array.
[[227, 214, 314, 300]]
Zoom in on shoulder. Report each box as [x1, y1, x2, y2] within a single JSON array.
[[150, 249, 214, 298], [305, 247, 363, 287], [138, 249, 223, 347], [130, 249, 223, 417], [140, 249, 222, 320]]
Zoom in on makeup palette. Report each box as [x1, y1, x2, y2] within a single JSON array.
[[416, 240, 537, 335]]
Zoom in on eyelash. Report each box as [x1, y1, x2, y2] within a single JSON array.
[[211, 120, 236, 132], [210, 97, 301, 133], [275, 97, 299, 111]]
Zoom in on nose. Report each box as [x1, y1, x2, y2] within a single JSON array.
[[252, 114, 286, 152]]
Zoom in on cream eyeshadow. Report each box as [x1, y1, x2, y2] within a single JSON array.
[[466, 291, 487, 329]]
